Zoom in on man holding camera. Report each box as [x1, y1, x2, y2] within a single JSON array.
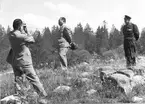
[[58, 17, 77, 71], [7, 19, 47, 103]]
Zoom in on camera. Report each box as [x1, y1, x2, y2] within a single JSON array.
[[23, 23, 27, 33], [23, 25, 26, 29]]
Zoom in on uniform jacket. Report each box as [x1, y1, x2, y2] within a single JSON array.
[[7, 30, 35, 66], [121, 23, 139, 41]]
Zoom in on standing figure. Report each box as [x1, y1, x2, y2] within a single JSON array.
[[7, 19, 47, 103], [58, 17, 73, 70], [121, 15, 139, 68]]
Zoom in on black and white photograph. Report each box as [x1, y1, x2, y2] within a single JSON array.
[[0, 0, 145, 103]]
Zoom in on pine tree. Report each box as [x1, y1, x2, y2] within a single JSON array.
[[0, 25, 9, 70], [29, 30, 43, 67], [95, 26, 101, 54], [96, 21, 109, 54], [84, 23, 96, 53], [139, 28, 145, 53], [109, 24, 123, 49], [51, 25, 60, 50], [31, 27, 54, 67], [0, 24, 5, 43], [6, 26, 11, 34], [73, 23, 85, 49], [0, 25, 9, 52], [40, 27, 54, 63]]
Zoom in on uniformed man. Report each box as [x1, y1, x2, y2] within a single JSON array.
[[58, 17, 75, 70], [121, 15, 139, 68], [7, 19, 47, 103]]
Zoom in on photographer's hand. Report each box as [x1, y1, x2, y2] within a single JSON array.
[[24, 26, 32, 37], [24, 26, 28, 34]]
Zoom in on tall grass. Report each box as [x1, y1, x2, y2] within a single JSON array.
[[1, 57, 145, 103]]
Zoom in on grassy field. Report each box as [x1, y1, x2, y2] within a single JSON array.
[[1, 57, 145, 104]]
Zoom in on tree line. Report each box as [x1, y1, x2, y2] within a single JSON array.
[[0, 21, 145, 69]]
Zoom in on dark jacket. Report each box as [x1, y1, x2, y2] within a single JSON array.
[[58, 25, 72, 48], [7, 30, 35, 66], [121, 23, 139, 41]]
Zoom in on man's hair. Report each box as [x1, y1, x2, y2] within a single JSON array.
[[13, 19, 23, 30], [59, 17, 66, 23]]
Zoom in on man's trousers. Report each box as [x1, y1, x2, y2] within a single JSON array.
[[58, 48, 68, 70], [12, 64, 47, 97]]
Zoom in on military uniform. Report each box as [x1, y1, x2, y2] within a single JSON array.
[[7, 30, 47, 97], [121, 22, 139, 67], [58, 25, 72, 70]]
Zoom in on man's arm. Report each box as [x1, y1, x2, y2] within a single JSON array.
[[63, 27, 72, 44], [24, 34, 35, 44], [133, 24, 139, 41], [16, 32, 35, 43], [63, 27, 78, 50]]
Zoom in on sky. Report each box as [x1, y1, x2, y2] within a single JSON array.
[[0, 0, 144, 32]]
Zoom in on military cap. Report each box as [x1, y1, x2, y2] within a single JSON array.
[[124, 15, 131, 20]]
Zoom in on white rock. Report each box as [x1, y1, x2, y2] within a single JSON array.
[[53, 85, 71, 94], [0, 95, 21, 104], [132, 96, 143, 103], [79, 62, 89, 69], [81, 78, 91, 83], [81, 62, 89, 66], [109, 73, 132, 95], [81, 72, 90, 77], [38, 98, 48, 104], [131, 75, 145, 87], [87, 89, 97, 95], [110, 59, 114, 62]]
